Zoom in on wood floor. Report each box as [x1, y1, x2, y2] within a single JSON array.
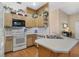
[[5, 43, 79, 57], [5, 46, 38, 57]]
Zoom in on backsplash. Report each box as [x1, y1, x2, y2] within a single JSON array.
[[26, 27, 48, 34], [5, 27, 49, 36], [5, 28, 12, 36]]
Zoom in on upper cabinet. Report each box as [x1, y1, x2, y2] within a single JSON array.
[[12, 14, 25, 20], [4, 3, 48, 28], [35, 17, 44, 27], [37, 3, 48, 27], [4, 13, 27, 27], [4, 13, 12, 27], [25, 3, 48, 28], [12, 14, 21, 19]]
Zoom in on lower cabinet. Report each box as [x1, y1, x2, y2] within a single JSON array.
[[27, 34, 37, 47], [38, 45, 52, 57], [5, 36, 13, 53], [38, 45, 69, 57]]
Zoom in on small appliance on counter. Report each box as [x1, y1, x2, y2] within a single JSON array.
[[62, 31, 72, 37]]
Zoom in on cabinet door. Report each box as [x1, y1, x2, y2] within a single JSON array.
[[32, 34, 37, 45], [21, 16, 25, 20], [27, 19, 33, 27], [25, 17, 30, 27], [4, 13, 12, 27], [12, 14, 26, 20], [25, 19, 29, 27], [31, 19, 36, 27], [12, 14, 21, 19], [38, 19, 44, 27], [38, 45, 51, 57], [28, 19, 32, 27], [26, 16, 37, 27], [27, 35, 33, 47], [24, 17, 27, 27], [35, 17, 44, 27], [27, 35, 37, 47], [5, 37, 13, 53], [35, 19, 39, 27]]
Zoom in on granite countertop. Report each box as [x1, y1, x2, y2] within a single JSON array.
[[35, 38, 78, 53]]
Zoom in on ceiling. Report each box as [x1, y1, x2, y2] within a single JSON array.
[[26, 2, 46, 10], [51, 2, 79, 15], [2, 2, 47, 10], [2, 2, 79, 15]]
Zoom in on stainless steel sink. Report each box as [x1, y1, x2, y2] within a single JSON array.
[[46, 35, 63, 39]]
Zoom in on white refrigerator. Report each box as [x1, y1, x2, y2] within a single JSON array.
[[0, 3, 4, 57]]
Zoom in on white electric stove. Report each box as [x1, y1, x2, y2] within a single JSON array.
[[12, 27, 27, 51]]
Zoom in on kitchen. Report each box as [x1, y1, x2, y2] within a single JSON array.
[[0, 2, 79, 57], [4, 2, 49, 55]]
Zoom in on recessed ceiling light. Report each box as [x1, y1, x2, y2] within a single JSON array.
[[32, 3, 36, 6]]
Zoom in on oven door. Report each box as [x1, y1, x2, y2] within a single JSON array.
[[13, 35, 26, 51]]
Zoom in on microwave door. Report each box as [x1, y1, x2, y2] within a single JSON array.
[[12, 19, 25, 27]]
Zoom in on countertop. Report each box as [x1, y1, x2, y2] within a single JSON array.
[[35, 38, 79, 53], [4, 27, 48, 37]]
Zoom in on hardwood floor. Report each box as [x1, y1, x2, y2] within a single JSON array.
[[5, 46, 38, 57], [70, 42, 79, 57], [5, 43, 79, 57]]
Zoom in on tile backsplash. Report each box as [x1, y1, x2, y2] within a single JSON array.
[[26, 27, 48, 34], [5, 28, 12, 36]]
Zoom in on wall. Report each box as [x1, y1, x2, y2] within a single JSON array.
[[59, 10, 69, 34], [2, 2, 27, 11], [68, 14, 79, 37], [0, 3, 4, 56], [48, 6, 59, 35], [48, 3, 69, 35]]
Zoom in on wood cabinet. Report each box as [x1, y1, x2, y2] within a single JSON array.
[[38, 45, 69, 57], [4, 13, 12, 27], [25, 16, 44, 27], [37, 19, 44, 27], [38, 45, 51, 57], [12, 14, 25, 20], [4, 13, 45, 27], [36, 17, 44, 27], [25, 17, 32, 27], [5, 36, 13, 53], [4, 13, 26, 27], [26, 19, 33, 27], [12, 14, 20, 19], [27, 34, 37, 47], [35, 17, 44, 27], [32, 19, 36, 27], [25, 19, 36, 27]]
